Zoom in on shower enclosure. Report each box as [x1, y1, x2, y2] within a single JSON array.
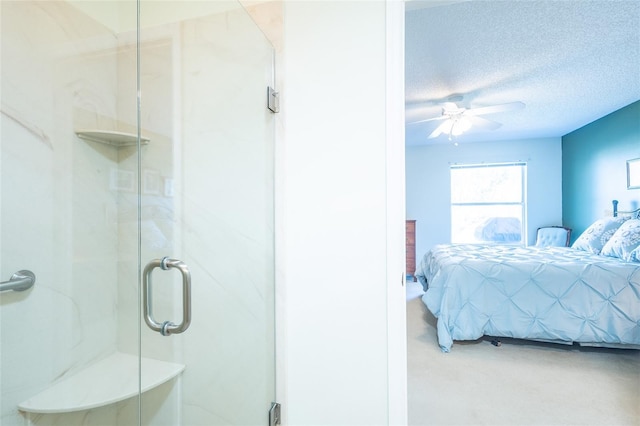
[[1, 1, 276, 424]]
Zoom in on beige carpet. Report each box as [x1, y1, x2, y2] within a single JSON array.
[[406, 281, 640, 426]]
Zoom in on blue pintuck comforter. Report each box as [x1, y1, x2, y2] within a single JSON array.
[[415, 244, 640, 352]]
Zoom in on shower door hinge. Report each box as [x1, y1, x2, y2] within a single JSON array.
[[268, 86, 280, 113], [269, 402, 281, 426]]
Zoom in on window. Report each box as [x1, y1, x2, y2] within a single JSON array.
[[450, 162, 526, 244]]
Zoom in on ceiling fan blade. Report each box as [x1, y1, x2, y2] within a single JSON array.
[[465, 101, 525, 116], [427, 120, 452, 138], [406, 115, 448, 125], [468, 115, 502, 131]]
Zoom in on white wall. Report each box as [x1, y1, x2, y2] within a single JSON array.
[[282, 1, 406, 425], [406, 137, 563, 258]]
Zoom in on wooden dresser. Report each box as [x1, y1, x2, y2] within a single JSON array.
[[406, 220, 416, 281]]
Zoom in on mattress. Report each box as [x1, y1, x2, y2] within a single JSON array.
[[415, 244, 640, 352]]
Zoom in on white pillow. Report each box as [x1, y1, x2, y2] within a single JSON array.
[[601, 219, 640, 262], [571, 216, 630, 254]]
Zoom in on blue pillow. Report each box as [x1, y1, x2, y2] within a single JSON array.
[[571, 216, 630, 254], [601, 219, 640, 262]]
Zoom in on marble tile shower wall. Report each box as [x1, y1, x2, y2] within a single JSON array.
[[1, 2, 122, 425]]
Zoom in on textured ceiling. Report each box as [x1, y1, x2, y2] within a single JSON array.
[[405, 0, 640, 145]]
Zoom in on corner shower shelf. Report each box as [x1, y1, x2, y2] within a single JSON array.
[[75, 129, 150, 147], [18, 352, 185, 414]]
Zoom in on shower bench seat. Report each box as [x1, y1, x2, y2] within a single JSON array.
[[18, 351, 185, 414]]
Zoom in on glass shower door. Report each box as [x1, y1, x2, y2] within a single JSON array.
[[135, 2, 276, 424], [1, 0, 275, 425]]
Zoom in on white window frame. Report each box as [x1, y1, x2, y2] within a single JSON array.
[[450, 162, 527, 244]]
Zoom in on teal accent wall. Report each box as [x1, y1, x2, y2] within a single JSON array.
[[562, 101, 640, 243]]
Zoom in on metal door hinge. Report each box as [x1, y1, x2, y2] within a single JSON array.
[[268, 86, 280, 113], [269, 402, 281, 426]]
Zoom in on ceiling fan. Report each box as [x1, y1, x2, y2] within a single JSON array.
[[408, 100, 525, 141]]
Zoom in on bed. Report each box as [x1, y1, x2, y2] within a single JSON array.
[[415, 204, 640, 352]]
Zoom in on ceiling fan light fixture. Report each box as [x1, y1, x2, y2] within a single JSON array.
[[455, 116, 472, 133], [446, 116, 472, 141], [446, 120, 460, 142], [451, 123, 465, 136]]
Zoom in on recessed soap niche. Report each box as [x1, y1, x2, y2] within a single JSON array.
[[110, 168, 135, 191]]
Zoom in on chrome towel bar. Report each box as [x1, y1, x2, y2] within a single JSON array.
[[0, 270, 36, 292]]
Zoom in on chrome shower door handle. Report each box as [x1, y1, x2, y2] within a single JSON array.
[[143, 257, 192, 336]]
